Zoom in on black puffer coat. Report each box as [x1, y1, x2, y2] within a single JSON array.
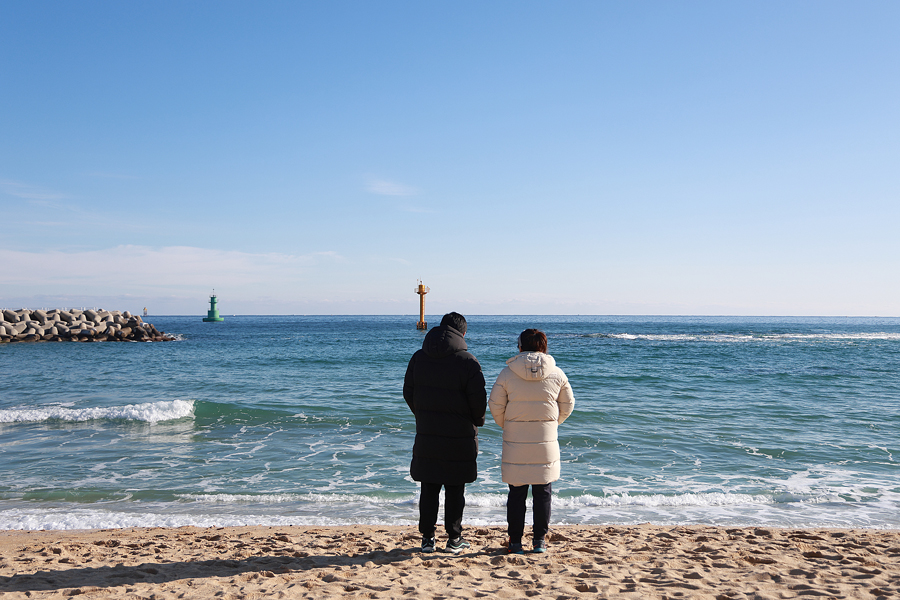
[[404, 324, 487, 484]]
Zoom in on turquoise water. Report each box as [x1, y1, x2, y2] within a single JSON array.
[[1, 315, 898, 530]]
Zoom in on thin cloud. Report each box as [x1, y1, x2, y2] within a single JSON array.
[[311, 251, 348, 262], [85, 172, 140, 180], [0, 246, 345, 292], [365, 178, 419, 197], [363, 255, 411, 266], [0, 178, 68, 201], [399, 204, 433, 214]]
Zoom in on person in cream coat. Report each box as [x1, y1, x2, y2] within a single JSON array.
[[489, 328, 574, 554]]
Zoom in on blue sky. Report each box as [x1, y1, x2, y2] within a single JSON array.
[[2, 2, 898, 316]]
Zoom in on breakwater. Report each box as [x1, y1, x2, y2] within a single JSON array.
[[0, 308, 175, 343]]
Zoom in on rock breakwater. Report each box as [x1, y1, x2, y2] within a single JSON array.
[[0, 309, 176, 343]]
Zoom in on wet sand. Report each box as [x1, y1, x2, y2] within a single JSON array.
[[1, 524, 898, 599]]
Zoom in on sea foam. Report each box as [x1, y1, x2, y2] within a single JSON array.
[[581, 332, 900, 343], [0, 507, 418, 531], [0, 399, 195, 424]]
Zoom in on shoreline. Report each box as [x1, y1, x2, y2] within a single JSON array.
[[2, 524, 898, 599]]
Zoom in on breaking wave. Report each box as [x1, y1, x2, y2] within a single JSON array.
[[0, 399, 195, 424], [579, 332, 900, 343]]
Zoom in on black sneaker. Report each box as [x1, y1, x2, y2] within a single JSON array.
[[531, 538, 547, 553], [421, 536, 436, 553], [444, 537, 471, 554]]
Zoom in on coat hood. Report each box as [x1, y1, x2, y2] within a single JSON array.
[[506, 351, 556, 381], [422, 325, 467, 359]]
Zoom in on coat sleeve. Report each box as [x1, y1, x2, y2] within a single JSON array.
[[403, 353, 416, 414], [488, 370, 509, 429], [465, 359, 487, 427], [556, 374, 575, 425]]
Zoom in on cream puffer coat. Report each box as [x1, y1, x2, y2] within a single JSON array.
[[489, 352, 574, 486]]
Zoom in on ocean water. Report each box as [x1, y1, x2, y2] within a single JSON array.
[[0, 315, 898, 531]]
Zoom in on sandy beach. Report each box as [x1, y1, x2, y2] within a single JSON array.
[[1, 524, 897, 599]]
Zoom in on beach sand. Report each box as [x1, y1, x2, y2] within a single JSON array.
[[1, 524, 898, 599]]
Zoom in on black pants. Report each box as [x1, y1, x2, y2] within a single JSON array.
[[418, 482, 465, 539], [507, 483, 552, 544]]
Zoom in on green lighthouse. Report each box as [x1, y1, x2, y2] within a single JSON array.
[[202, 293, 225, 322]]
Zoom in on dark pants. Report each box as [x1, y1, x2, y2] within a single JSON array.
[[419, 482, 465, 539], [507, 483, 552, 544]]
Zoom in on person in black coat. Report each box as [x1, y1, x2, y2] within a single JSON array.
[[404, 312, 486, 554]]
